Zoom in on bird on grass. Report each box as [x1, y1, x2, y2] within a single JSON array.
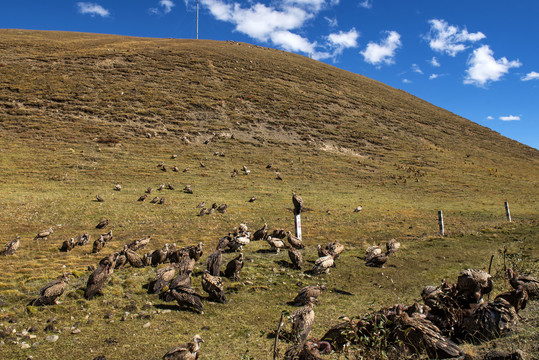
[[95, 219, 109, 229], [95, 194, 104, 202], [251, 223, 268, 241], [292, 192, 303, 213], [2, 236, 20, 256], [202, 270, 226, 303], [224, 253, 244, 281], [138, 194, 148, 202], [288, 247, 303, 270], [206, 249, 223, 276], [85, 254, 115, 300], [127, 235, 151, 251], [290, 298, 317, 343], [508, 268, 538, 299], [59, 238, 75, 252], [292, 285, 327, 306], [34, 227, 54, 241], [30, 273, 71, 306], [163, 334, 204, 360], [286, 231, 304, 249]]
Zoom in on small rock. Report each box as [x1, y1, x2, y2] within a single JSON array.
[[161, 309, 171, 314], [43, 324, 55, 332], [142, 322, 151, 328], [21, 342, 30, 349], [71, 329, 81, 334], [45, 335, 59, 343]]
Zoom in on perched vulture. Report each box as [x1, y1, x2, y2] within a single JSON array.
[[92, 235, 106, 254], [365, 253, 389, 268], [143, 252, 153, 267], [184, 185, 193, 194], [96, 219, 109, 229], [312, 254, 335, 275], [114, 183, 122, 191], [251, 224, 268, 241], [96, 194, 104, 202], [248, 196, 256, 202], [460, 298, 518, 341], [198, 208, 207, 216], [173, 166, 179, 172], [151, 244, 170, 267], [59, 238, 76, 252], [162, 287, 204, 313], [158, 184, 165, 191], [317, 244, 330, 258], [327, 241, 344, 259], [150, 197, 160, 204], [266, 236, 286, 254], [353, 206, 363, 213], [201, 270, 227, 303], [224, 253, 244, 280], [127, 235, 151, 251], [284, 340, 331, 360], [150, 263, 178, 294], [206, 207, 215, 216], [270, 229, 287, 239], [293, 285, 327, 306], [101, 230, 113, 242], [495, 287, 528, 313], [114, 250, 127, 269], [31, 273, 71, 306], [34, 227, 54, 241], [85, 254, 115, 300], [2, 236, 20, 255], [228, 235, 250, 252], [392, 313, 463, 359], [196, 201, 205, 209], [286, 231, 304, 249], [76, 233, 90, 246], [386, 239, 401, 256], [206, 249, 223, 276], [168, 271, 192, 290], [181, 242, 204, 261], [216, 235, 230, 251], [166, 183, 175, 190], [457, 269, 493, 306], [125, 247, 146, 268], [508, 268, 539, 299], [175, 250, 196, 275], [162, 334, 204, 360], [216, 204, 228, 213], [138, 194, 148, 202], [146, 187, 153, 194], [158, 197, 166, 205], [288, 247, 303, 270], [292, 192, 303, 213], [290, 298, 316, 343]]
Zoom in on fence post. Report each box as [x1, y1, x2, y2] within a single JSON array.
[[438, 210, 444, 236], [504, 202, 512, 222], [294, 209, 302, 240]]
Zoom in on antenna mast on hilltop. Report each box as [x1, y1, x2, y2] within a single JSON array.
[[196, 0, 199, 39]]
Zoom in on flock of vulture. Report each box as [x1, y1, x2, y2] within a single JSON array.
[[2, 165, 538, 359]]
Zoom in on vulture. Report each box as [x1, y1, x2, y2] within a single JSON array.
[[290, 298, 316, 343], [456, 268, 493, 306], [284, 340, 331, 360], [201, 270, 227, 303], [146, 187, 153, 194], [96, 219, 109, 229], [176, 250, 196, 274], [150, 263, 178, 294], [2, 236, 20, 255], [184, 185, 193, 194], [231, 169, 238, 178], [150, 196, 160, 204], [101, 230, 113, 242], [206, 249, 223, 276], [364, 245, 388, 268], [353, 206, 363, 213], [224, 253, 244, 280], [292, 192, 303, 213], [182, 242, 204, 261], [196, 201, 206, 209], [85, 254, 115, 300], [166, 183, 175, 190], [508, 268, 539, 299], [96, 194, 104, 202], [198, 208, 207, 216], [76, 233, 90, 246], [216, 204, 228, 213], [59, 238, 75, 252], [317, 244, 330, 258], [162, 286, 204, 313], [31, 273, 71, 306], [143, 252, 153, 267], [92, 235, 106, 254], [207, 207, 215, 216], [113, 250, 127, 269], [158, 184, 165, 191], [266, 236, 286, 254], [327, 241, 344, 259], [171, 154, 178, 159], [392, 312, 463, 359], [173, 166, 179, 172], [34, 227, 54, 241], [151, 244, 170, 266], [158, 197, 166, 205], [168, 270, 193, 290], [312, 254, 335, 275], [125, 247, 146, 268], [216, 235, 230, 251], [386, 239, 401, 256], [270, 229, 287, 239], [138, 194, 148, 202], [161, 165, 168, 172], [227, 235, 250, 252], [460, 297, 518, 341], [276, 173, 283, 180], [286, 231, 304, 249], [248, 196, 256, 202], [251, 224, 268, 241], [157, 162, 165, 168], [162, 334, 203, 360], [127, 235, 151, 251], [288, 247, 303, 270], [495, 287, 528, 313], [293, 285, 327, 306], [114, 183, 122, 191], [200, 161, 206, 168]]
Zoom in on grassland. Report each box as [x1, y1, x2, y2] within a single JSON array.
[[0, 30, 538, 359]]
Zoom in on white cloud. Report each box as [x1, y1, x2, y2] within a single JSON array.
[[360, 31, 401, 66], [426, 19, 485, 57], [430, 56, 440, 67], [327, 28, 359, 48], [499, 115, 520, 121], [464, 45, 522, 87], [429, 74, 439, 80], [358, 0, 372, 9], [412, 64, 423, 74], [160, 0, 175, 13], [271, 31, 316, 54], [324, 16, 338, 27], [77, 2, 110, 17], [522, 71, 539, 81], [402, 78, 411, 84], [486, 116, 494, 120]]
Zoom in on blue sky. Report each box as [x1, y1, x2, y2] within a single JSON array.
[[2, 1, 538, 149]]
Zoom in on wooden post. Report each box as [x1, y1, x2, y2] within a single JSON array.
[[294, 209, 302, 240], [504, 201, 511, 222], [438, 210, 444, 236], [273, 312, 285, 360]]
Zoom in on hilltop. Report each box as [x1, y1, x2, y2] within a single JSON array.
[[0, 30, 537, 359]]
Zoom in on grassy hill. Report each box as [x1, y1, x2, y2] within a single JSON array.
[[0, 30, 537, 359]]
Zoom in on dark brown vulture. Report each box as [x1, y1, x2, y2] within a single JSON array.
[[293, 285, 327, 306], [59, 238, 75, 252], [138, 194, 148, 202], [34, 227, 54, 241], [166, 183, 175, 190], [251, 224, 268, 241], [286, 231, 304, 249], [290, 298, 316, 343], [508, 268, 539, 299], [216, 204, 228, 213], [288, 247, 303, 270], [114, 250, 127, 269], [125, 247, 146, 268], [95, 219, 109, 229], [292, 192, 303, 213], [270, 228, 287, 239], [2, 236, 20, 255], [76, 233, 90, 246], [146, 187, 153, 194], [150, 263, 178, 294], [150, 196, 160, 204], [151, 244, 170, 266], [460, 297, 518, 341], [216, 235, 230, 251], [158, 197, 166, 205], [92, 235, 106, 254], [181, 242, 204, 261], [456, 268, 493, 306], [206, 249, 223, 276], [168, 270, 192, 290], [495, 287, 528, 313], [162, 334, 203, 360], [173, 250, 196, 275], [224, 253, 244, 280], [85, 254, 115, 300], [127, 235, 151, 251], [95, 194, 104, 202], [284, 340, 331, 360], [31, 273, 71, 306], [201, 270, 226, 303], [161, 287, 204, 314]]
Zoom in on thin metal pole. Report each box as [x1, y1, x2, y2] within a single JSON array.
[[504, 201, 511, 222], [438, 210, 444, 236], [196, 0, 199, 39], [294, 209, 302, 240]]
